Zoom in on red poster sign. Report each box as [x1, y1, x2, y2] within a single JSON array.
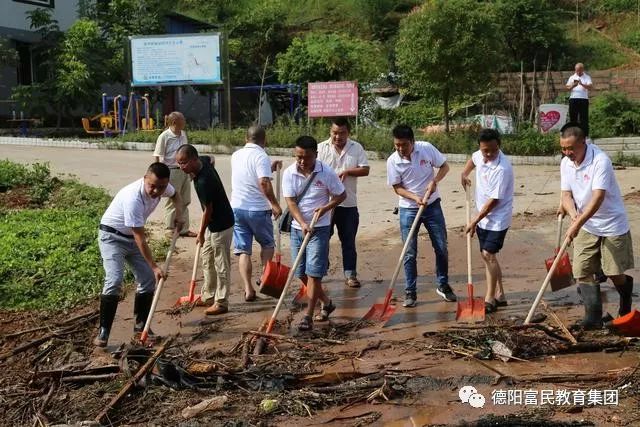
[[307, 81, 358, 117]]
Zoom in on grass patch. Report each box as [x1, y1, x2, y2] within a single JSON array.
[[562, 24, 630, 70], [0, 161, 167, 310]]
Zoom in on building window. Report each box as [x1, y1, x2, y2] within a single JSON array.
[[13, 0, 55, 8]]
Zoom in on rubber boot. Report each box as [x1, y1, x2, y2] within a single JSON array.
[[93, 294, 119, 347], [614, 275, 634, 317], [577, 283, 603, 330], [133, 292, 154, 333]]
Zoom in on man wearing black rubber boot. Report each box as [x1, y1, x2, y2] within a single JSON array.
[[94, 162, 184, 347], [559, 125, 634, 329]]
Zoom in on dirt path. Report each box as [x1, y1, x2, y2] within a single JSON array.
[[2, 146, 640, 425]]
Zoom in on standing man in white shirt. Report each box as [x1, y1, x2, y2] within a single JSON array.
[[231, 125, 282, 301], [282, 136, 346, 331], [318, 117, 370, 288], [566, 63, 593, 136], [153, 111, 195, 237], [460, 129, 514, 313], [560, 125, 634, 329], [386, 124, 456, 308], [94, 162, 184, 347]]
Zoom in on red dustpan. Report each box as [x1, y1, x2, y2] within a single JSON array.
[[175, 243, 202, 306], [546, 215, 574, 291], [608, 309, 640, 337]]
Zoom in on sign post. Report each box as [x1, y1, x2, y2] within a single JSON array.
[[308, 81, 358, 133]]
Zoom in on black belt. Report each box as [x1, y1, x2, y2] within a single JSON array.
[[169, 166, 180, 169], [99, 224, 134, 239]]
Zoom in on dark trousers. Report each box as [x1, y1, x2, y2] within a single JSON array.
[[569, 98, 589, 136], [331, 206, 359, 278]]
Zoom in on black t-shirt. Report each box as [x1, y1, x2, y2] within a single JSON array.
[[193, 156, 234, 232]]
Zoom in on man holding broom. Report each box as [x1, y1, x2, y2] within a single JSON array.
[[559, 125, 634, 329], [282, 136, 346, 331]]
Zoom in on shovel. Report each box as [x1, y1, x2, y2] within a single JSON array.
[[259, 164, 291, 298], [608, 309, 640, 337], [362, 190, 432, 323], [174, 243, 202, 307], [140, 231, 179, 345], [456, 184, 485, 323], [546, 215, 574, 291], [255, 211, 321, 354], [524, 235, 572, 324]]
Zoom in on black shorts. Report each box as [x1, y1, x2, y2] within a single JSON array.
[[476, 227, 508, 254]]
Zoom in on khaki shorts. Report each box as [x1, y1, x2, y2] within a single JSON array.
[[572, 229, 634, 279]]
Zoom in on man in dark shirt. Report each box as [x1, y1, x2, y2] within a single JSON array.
[[176, 144, 235, 315]]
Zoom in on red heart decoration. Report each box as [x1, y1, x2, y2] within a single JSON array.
[[540, 110, 560, 132]]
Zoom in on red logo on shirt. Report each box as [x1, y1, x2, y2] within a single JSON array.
[[583, 173, 590, 182], [420, 159, 427, 166], [315, 180, 324, 187]]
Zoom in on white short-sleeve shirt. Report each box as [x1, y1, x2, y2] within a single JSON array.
[[231, 143, 273, 211], [472, 150, 514, 231], [318, 138, 369, 208], [566, 73, 592, 99], [100, 178, 176, 236], [560, 144, 629, 237], [386, 141, 447, 208], [282, 160, 345, 229], [153, 128, 188, 167]]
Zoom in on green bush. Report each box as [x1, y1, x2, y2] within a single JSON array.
[[0, 161, 55, 205], [590, 92, 640, 138], [621, 29, 640, 53]]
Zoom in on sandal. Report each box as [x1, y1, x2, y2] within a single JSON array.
[[495, 299, 508, 307], [314, 300, 336, 322], [244, 291, 256, 302], [180, 230, 198, 238], [345, 277, 361, 288], [484, 301, 497, 313], [298, 315, 313, 331]]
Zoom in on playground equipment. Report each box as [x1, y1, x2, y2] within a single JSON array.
[[81, 93, 156, 135]]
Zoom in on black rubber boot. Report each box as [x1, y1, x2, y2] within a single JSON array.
[[93, 294, 119, 347], [614, 275, 634, 317], [133, 292, 154, 333], [577, 283, 603, 330]]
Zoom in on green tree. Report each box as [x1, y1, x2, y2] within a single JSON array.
[[276, 32, 387, 84], [0, 38, 18, 79], [396, 0, 502, 132], [493, 0, 567, 71]]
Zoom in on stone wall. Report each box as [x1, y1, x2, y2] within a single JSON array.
[[493, 69, 640, 110]]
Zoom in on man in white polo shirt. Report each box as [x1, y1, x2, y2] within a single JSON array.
[[566, 63, 593, 136], [282, 136, 346, 331], [560, 125, 634, 329], [318, 117, 370, 288], [231, 125, 282, 301], [386, 124, 455, 308], [95, 162, 184, 347], [460, 129, 514, 313]]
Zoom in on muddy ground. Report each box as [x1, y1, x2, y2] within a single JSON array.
[[1, 146, 640, 426]]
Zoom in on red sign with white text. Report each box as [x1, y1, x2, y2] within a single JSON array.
[[308, 81, 358, 117]]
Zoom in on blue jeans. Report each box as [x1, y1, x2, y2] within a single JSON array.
[[98, 230, 155, 296], [331, 206, 359, 278], [399, 198, 448, 294], [290, 226, 331, 278]]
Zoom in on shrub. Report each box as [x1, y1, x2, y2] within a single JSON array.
[[590, 92, 640, 138], [621, 29, 640, 53]]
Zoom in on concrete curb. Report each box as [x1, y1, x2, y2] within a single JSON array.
[[0, 136, 567, 165]]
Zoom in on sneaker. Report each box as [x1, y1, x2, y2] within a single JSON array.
[[436, 284, 457, 302], [403, 294, 417, 308]]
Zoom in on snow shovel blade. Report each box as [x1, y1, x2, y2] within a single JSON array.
[[174, 279, 202, 307], [608, 309, 640, 337], [362, 302, 396, 322], [456, 285, 485, 323], [546, 252, 574, 292], [259, 259, 290, 299]]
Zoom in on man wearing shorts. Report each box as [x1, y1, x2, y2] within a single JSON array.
[[282, 136, 346, 331], [461, 129, 514, 313], [231, 125, 282, 301], [560, 125, 634, 329]]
